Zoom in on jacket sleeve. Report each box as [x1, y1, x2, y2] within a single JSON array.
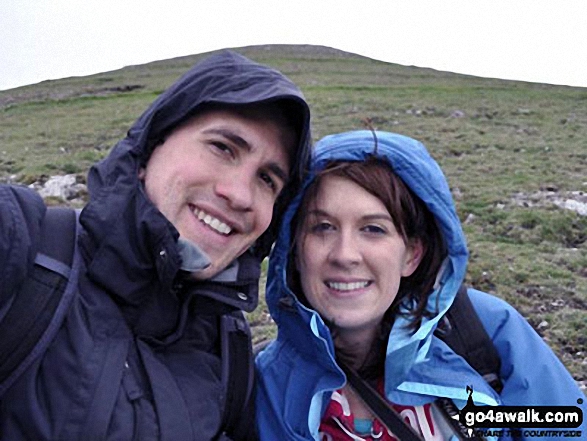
[[0, 184, 46, 321], [468, 288, 586, 440]]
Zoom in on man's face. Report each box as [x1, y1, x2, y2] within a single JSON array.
[[142, 108, 291, 279]]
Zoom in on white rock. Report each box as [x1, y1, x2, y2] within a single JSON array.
[[38, 174, 86, 200], [464, 213, 476, 224], [563, 199, 587, 216]]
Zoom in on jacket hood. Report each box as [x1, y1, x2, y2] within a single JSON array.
[[267, 130, 469, 389], [78, 51, 311, 311]]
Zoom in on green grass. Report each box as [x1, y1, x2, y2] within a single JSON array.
[[1, 44, 586, 382]]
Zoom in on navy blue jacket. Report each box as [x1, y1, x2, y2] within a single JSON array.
[[0, 51, 311, 440]]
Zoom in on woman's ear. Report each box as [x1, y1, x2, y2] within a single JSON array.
[[292, 226, 305, 272], [401, 239, 424, 277], [294, 242, 302, 272]]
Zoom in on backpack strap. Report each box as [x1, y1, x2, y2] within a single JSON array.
[[253, 338, 272, 358], [340, 361, 425, 441], [0, 206, 78, 394], [435, 285, 504, 394], [219, 312, 255, 440]]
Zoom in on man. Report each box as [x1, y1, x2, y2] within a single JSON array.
[[0, 51, 311, 440]]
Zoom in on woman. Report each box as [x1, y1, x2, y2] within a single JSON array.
[[255, 130, 585, 440]]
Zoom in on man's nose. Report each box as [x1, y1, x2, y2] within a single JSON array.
[[214, 172, 255, 211]]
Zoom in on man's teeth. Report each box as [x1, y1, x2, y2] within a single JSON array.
[[193, 208, 232, 235], [327, 281, 369, 291]]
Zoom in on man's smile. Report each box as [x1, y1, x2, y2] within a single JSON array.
[[192, 206, 233, 235]]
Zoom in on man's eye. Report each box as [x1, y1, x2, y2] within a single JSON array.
[[211, 142, 233, 156], [260, 172, 277, 191]]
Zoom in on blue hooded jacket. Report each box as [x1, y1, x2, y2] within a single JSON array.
[[256, 131, 586, 440], [0, 51, 311, 440]]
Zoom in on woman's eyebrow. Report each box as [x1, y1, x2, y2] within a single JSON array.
[[361, 213, 393, 222], [305, 210, 392, 221], [306, 209, 330, 217]]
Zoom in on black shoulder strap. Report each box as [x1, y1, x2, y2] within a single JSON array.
[[0, 207, 77, 388], [340, 361, 424, 441], [38, 207, 77, 267], [435, 285, 504, 394], [219, 312, 255, 440], [252, 338, 272, 358]]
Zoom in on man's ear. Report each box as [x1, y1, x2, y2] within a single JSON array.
[[138, 167, 146, 180], [401, 239, 424, 277]]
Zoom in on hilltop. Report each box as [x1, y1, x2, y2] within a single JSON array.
[[1, 44, 585, 383]]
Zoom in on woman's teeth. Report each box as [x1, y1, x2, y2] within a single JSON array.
[[326, 281, 370, 291]]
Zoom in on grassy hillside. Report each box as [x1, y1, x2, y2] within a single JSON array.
[[1, 44, 586, 383]]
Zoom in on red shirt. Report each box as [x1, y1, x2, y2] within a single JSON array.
[[319, 382, 445, 441]]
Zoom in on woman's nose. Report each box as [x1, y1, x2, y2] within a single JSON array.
[[328, 231, 362, 267]]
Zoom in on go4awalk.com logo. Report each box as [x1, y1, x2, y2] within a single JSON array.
[[456, 386, 584, 439]]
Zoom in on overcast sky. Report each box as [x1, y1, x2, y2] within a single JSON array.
[[1, 0, 586, 91]]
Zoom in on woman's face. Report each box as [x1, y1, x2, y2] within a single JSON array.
[[296, 175, 422, 339]]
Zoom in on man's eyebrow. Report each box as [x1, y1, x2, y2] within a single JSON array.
[[202, 128, 250, 150], [203, 127, 289, 185]]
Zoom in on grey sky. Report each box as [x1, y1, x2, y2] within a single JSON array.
[[1, 0, 586, 91]]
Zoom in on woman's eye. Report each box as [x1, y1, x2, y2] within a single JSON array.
[[310, 222, 334, 233], [363, 225, 386, 234]]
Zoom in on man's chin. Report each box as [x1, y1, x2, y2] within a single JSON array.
[[186, 246, 249, 281], [189, 265, 220, 281]]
